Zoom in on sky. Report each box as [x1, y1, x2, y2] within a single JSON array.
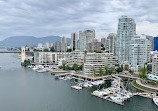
[[0, 0, 158, 41]]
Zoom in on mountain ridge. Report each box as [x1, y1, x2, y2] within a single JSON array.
[[0, 36, 71, 47]]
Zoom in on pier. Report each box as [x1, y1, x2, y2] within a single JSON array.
[[0, 51, 32, 53], [54, 72, 112, 81]]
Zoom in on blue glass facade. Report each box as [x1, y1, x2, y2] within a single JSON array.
[[154, 37, 158, 51]]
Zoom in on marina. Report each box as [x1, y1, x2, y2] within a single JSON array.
[[0, 53, 158, 111]]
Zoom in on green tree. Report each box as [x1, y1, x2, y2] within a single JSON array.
[[116, 67, 123, 74], [62, 64, 66, 70], [129, 69, 134, 75], [104, 66, 109, 75], [58, 65, 63, 69], [50, 46, 55, 52], [99, 67, 104, 76], [73, 64, 79, 71], [65, 65, 71, 70], [147, 64, 152, 72], [67, 48, 72, 52], [139, 66, 147, 79], [43, 48, 49, 52], [79, 65, 83, 70], [93, 69, 97, 76]]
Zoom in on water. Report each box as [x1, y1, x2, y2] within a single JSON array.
[[0, 53, 157, 111]]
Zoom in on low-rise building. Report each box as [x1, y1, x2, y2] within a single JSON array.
[[84, 53, 117, 75]]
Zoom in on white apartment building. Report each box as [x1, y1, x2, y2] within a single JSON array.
[[152, 51, 158, 76], [84, 53, 117, 75], [67, 50, 85, 66], [34, 52, 70, 65], [79, 29, 95, 52], [61, 37, 67, 52], [129, 35, 152, 72]]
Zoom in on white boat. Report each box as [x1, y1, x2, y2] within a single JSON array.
[[98, 80, 105, 85], [37, 69, 47, 73], [65, 76, 72, 80], [153, 97, 158, 106], [91, 81, 100, 86], [28, 65, 34, 68], [71, 85, 82, 90], [83, 82, 89, 88], [32, 67, 39, 71], [58, 76, 65, 80], [110, 94, 124, 104]]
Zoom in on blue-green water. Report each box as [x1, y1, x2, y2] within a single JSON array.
[[0, 53, 157, 111]]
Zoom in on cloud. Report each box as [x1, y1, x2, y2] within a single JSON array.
[[0, 0, 158, 40]]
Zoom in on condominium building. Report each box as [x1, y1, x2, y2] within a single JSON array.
[[67, 50, 85, 66], [115, 15, 136, 62], [129, 35, 152, 72], [54, 41, 61, 52], [88, 39, 101, 52], [152, 51, 158, 76], [61, 37, 67, 52], [106, 33, 116, 54], [84, 53, 117, 75], [37, 43, 44, 50], [71, 33, 78, 51], [101, 38, 106, 47], [44, 42, 50, 49], [79, 29, 95, 51], [34, 52, 71, 64]]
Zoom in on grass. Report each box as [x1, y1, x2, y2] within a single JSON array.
[[131, 80, 155, 93]]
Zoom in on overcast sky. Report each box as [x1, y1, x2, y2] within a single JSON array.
[[0, 0, 158, 40]]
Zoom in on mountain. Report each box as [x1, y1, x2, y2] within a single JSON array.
[[0, 36, 71, 47]]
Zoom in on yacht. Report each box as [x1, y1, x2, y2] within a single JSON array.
[[58, 76, 65, 80], [37, 69, 47, 73], [71, 85, 82, 90], [153, 93, 158, 106], [153, 97, 158, 106], [110, 94, 124, 104]]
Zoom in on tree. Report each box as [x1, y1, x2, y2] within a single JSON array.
[[93, 69, 97, 76], [139, 66, 147, 79], [65, 65, 71, 70], [104, 66, 109, 75], [62, 64, 66, 70], [99, 67, 104, 76], [129, 69, 134, 75], [116, 67, 123, 74], [58, 65, 63, 69], [147, 64, 152, 72], [73, 64, 79, 71], [50, 46, 55, 52], [101, 47, 105, 50], [43, 48, 49, 52], [67, 48, 72, 52], [79, 65, 83, 70]]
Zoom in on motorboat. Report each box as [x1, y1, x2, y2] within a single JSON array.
[[37, 69, 47, 73], [28, 65, 34, 68], [58, 76, 65, 80], [153, 97, 158, 106], [91, 80, 100, 86], [110, 94, 124, 104], [71, 85, 82, 90]]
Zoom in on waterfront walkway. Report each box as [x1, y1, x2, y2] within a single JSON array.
[[136, 79, 158, 91]]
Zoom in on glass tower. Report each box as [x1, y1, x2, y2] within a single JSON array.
[[115, 15, 136, 63]]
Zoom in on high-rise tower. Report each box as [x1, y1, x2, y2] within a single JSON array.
[[115, 15, 136, 62]]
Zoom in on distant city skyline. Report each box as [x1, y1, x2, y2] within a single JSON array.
[[0, 0, 158, 41]]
